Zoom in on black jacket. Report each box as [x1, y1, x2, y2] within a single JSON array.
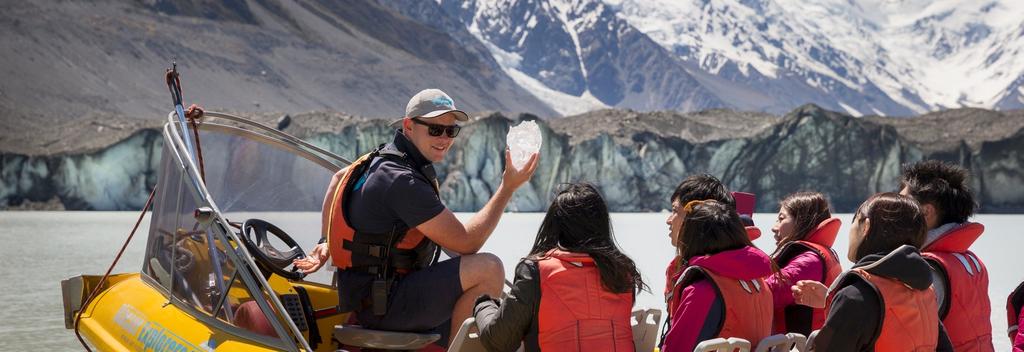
[[813, 245, 953, 351], [473, 259, 542, 352]]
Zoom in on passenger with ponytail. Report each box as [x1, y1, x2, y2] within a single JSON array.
[[765, 192, 841, 335], [473, 183, 645, 352]]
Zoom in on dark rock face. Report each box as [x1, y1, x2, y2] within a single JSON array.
[[3, 105, 1022, 212]]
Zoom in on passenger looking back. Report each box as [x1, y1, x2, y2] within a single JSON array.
[[765, 192, 841, 335], [472, 183, 645, 352], [661, 200, 774, 352]]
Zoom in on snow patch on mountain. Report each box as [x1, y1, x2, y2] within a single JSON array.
[[467, 12, 608, 116]]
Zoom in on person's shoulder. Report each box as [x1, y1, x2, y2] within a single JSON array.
[[681, 276, 714, 296], [787, 250, 825, 267], [833, 275, 877, 304]]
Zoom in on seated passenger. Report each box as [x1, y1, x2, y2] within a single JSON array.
[[293, 89, 539, 347], [765, 192, 841, 335], [794, 193, 953, 351], [662, 174, 739, 301], [900, 160, 993, 350], [1009, 280, 1024, 351], [661, 200, 774, 352], [472, 183, 645, 352]]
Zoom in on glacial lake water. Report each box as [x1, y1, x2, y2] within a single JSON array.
[[1, 211, 1019, 350]]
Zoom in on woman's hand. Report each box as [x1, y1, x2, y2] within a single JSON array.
[[792, 280, 828, 308], [293, 243, 330, 274]]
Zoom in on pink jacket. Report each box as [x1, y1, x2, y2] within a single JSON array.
[[1016, 308, 1024, 352], [765, 251, 823, 320], [662, 246, 774, 352]]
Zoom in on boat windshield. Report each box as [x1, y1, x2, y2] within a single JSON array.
[[142, 114, 344, 350]]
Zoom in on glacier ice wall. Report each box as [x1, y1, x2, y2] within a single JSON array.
[[2, 107, 1022, 212]]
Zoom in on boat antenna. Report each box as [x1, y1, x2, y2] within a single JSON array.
[[165, 62, 207, 181]]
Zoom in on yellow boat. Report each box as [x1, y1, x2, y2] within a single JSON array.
[[59, 111, 452, 351]]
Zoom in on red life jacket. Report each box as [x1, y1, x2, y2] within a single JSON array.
[[325, 145, 439, 274], [745, 226, 761, 241], [826, 267, 939, 352], [920, 222, 994, 352], [771, 217, 842, 333], [536, 250, 635, 352], [1007, 280, 1024, 342], [667, 265, 773, 347]]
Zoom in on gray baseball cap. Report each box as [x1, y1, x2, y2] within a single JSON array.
[[405, 89, 469, 121]]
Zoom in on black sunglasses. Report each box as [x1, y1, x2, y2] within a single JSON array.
[[412, 118, 461, 138]]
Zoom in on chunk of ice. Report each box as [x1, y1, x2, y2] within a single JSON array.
[[506, 120, 542, 169]]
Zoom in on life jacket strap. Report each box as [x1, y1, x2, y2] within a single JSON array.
[[343, 240, 386, 258]]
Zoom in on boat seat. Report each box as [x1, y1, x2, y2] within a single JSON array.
[[448, 318, 485, 352], [334, 325, 440, 350], [631, 308, 662, 352], [804, 330, 820, 351], [694, 337, 752, 352], [754, 333, 807, 352]]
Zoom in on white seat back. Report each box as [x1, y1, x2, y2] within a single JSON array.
[[804, 330, 820, 352], [693, 337, 752, 352], [753, 333, 807, 352], [631, 308, 663, 352], [448, 318, 486, 352]]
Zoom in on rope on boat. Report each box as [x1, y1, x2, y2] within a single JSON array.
[[73, 186, 157, 351]]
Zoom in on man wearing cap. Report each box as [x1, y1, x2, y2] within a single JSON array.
[[295, 89, 539, 347]]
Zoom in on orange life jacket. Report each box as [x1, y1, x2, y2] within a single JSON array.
[[771, 217, 842, 333], [921, 222, 994, 352], [667, 265, 773, 347], [1006, 281, 1024, 341], [826, 268, 939, 352], [325, 145, 439, 275], [536, 250, 635, 352]]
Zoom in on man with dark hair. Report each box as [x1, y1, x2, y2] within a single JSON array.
[[899, 160, 993, 351], [663, 174, 736, 302], [669, 174, 736, 211]]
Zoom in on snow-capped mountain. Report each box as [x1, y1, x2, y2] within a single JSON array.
[[423, 0, 748, 115], [385, 0, 1024, 116], [606, 0, 1024, 115]]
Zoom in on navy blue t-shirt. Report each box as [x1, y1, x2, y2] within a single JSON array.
[[346, 130, 445, 232], [336, 130, 446, 312]]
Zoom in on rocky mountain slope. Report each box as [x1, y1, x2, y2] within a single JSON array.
[[3, 105, 1022, 212], [0, 0, 555, 126]]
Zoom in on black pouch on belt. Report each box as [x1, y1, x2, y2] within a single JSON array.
[[371, 278, 389, 316]]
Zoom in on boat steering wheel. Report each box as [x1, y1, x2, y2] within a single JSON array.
[[241, 219, 307, 281]]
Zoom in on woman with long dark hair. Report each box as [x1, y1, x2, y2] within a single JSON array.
[[473, 183, 645, 352], [765, 192, 841, 334], [661, 200, 774, 352], [793, 193, 953, 351]]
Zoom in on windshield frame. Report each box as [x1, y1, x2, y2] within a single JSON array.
[[153, 111, 350, 351]]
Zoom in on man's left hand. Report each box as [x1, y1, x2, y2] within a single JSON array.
[[294, 243, 330, 274]]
